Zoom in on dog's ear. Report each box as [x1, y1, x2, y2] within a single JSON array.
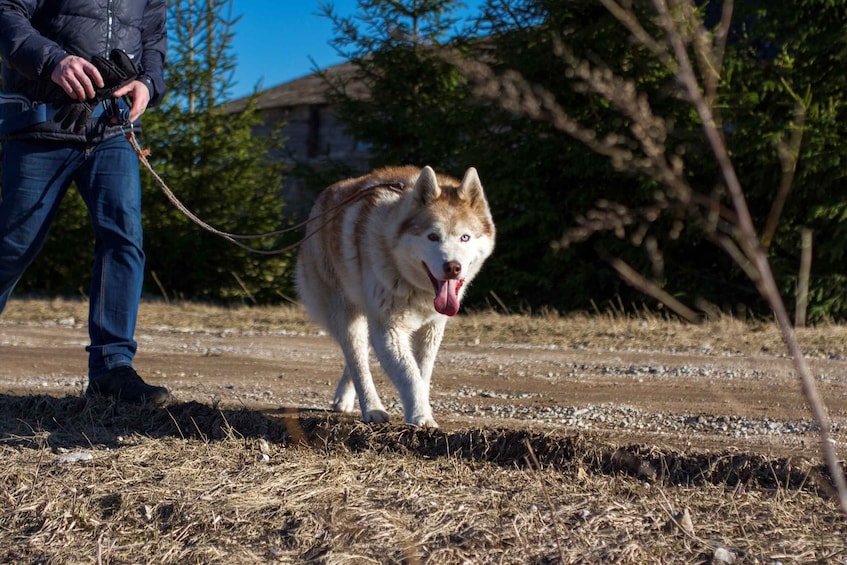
[[413, 166, 441, 205], [458, 167, 484, 203]]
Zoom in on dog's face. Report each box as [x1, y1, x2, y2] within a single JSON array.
[[394, 167, 496, 316]]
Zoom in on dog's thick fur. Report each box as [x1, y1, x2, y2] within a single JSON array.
[[296, 166, 495, 427]]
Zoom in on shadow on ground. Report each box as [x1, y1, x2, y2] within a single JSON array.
[[0, 393, 837, 498]]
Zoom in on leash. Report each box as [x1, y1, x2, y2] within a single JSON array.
[[125, 131, 404, 255]]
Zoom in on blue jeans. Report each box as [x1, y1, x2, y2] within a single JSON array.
[[0, 135, 145, 378]]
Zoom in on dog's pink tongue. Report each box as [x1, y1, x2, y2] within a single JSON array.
[[434, 279, 462, 316]]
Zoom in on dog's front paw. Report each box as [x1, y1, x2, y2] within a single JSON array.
[[407, 414, 439, 428], [332, 397, 357, 414], [363, 409, 391, 424]]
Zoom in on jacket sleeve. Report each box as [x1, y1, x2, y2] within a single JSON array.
[[140, 0, 168, 107], [0, 0, 68, 80]]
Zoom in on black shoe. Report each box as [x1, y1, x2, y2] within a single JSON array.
[[86, 366, 171, 406]]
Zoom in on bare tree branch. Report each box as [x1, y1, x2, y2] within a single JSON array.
[[602, 251, 700, 322], [656, 0, 847, 512], [762, 94, 808, 251], [596, 0, 672, 66]]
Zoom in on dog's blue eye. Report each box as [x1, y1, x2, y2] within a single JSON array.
[[428, 233, 440, 242], [460, 234, 471, 242]]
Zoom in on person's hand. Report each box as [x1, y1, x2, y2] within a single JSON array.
[[50, 55, 103, 101], [112, 79, 151, 123], [52, 50, 140, 132]]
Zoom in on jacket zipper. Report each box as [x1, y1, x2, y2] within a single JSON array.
[[105, 0, 113, 54]]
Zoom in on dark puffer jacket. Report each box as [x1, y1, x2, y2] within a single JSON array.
[[0, 0, 167, 143]]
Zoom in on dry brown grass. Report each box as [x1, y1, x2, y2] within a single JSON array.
[[0, 392, 844, 563], [2, 298, 846, 563]]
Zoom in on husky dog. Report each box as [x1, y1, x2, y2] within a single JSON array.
[[296, 166, 495, 427]]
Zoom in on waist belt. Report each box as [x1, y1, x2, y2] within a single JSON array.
[[0, 91, 110, 136], [0, 92, 48, 135]]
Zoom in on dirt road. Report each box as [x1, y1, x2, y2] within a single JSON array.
[[2, 300, 846, 458]]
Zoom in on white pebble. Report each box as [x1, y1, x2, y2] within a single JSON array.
[[55, 452, 93, 465], [712, 547, 736, 564]]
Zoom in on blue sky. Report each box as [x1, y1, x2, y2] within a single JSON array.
[[228, 0, 487, 100]]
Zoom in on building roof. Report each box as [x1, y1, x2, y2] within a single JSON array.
[[223, 61, 367, 112]]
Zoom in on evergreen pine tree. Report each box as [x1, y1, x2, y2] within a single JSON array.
[[141, 0, 293, 303]]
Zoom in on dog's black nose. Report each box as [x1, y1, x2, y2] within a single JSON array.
[[443, 261, 462, 279]]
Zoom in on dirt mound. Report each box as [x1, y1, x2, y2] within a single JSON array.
[[1, 394, 835, 498]]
